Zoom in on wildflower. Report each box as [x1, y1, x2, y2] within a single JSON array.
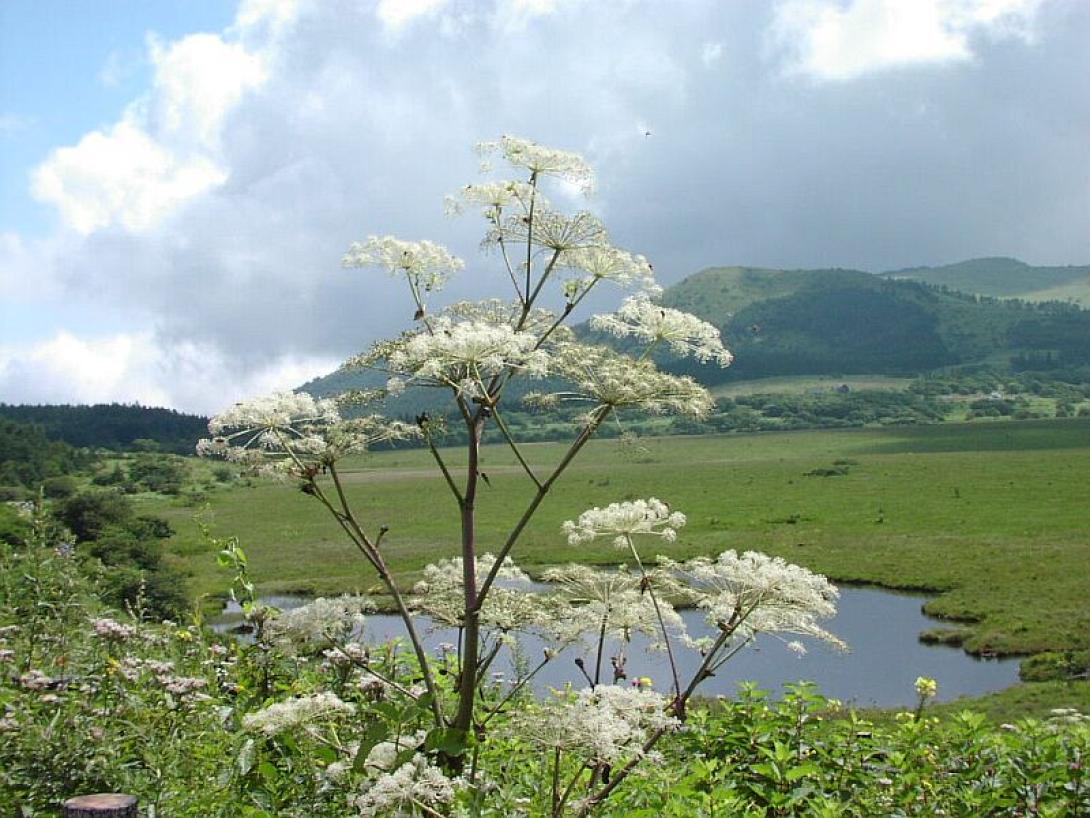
[[543, 564, 685, 649], [242, 692, 354, 737], [660, 551, 846, 651], [266, 595, 371, 654], [591, 295, 733, 367], [491, 209, 607, 256], [342, 235, 464, 293], [562, 498, 686, 548], [363, 730, 426, 772], [160, 675, 208, 697], [91, 618, 138, 641], [914, 676, 938, 700], [510, 685, 679, 765], [199, 392, 416, 473], [562, 244, 661, 297], [352, 754, 460, 817], [477, 135, 595, 194], [537, 342, 713, 417], [412, 554, 547, 634], [446, 179, 540, 219]]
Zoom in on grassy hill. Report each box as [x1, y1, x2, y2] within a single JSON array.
[[301, 262, 1090, 410], [883, 257, 1090, 305], [662, 266, 1090, 384]]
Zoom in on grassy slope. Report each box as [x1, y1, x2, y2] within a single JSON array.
[[884, 257, 1090, 298], [151, 418, 1090, 658]]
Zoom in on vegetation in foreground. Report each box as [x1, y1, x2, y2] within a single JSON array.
[[3, 519, 1088, 817]]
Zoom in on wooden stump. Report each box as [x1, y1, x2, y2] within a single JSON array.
[[62, 794, 138, 817]]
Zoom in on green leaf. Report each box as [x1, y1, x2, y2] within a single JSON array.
[[237, 738, 256, 777], [425, 727, 469, 757], [353, 721, 391, 772]]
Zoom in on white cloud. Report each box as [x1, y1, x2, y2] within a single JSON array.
[[0, 113, 33, 135], [0, 330, 337, 414], [30, 22, 269, 235], [30, 121, 227, 234], [701, 41, 724, 68], [376, 0, 450, 32], [771, 0, 1043, 81]]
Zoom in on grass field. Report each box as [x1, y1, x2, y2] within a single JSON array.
[[711, 374, 914, 397], [148, 418, 1090, 659]]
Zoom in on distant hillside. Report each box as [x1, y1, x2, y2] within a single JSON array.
[[883, 257, 1090, 305], [664, 266, 1090, 384], [302, 262, 1090, 409], [0, 404, 209, 454]]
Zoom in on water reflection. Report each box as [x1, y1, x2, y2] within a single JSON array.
[[213, 586, 1019, 708]]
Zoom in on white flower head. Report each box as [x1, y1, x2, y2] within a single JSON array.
[[563, 498, 686, 548], [199, 392, 415, 474], [591, 295, 733, 367], [412, 554, 547, 634], [543, 564, 687, 649], [242, 692, 354, 737], [562, 245, 661, 297], [352, 754, 460, 817], [545, 342, 713, 418], [477, 135, 595, 194], [661, 551, 846, 651], [342, 235, 464, 293], [510, 685, 679, 765], [446, 179, 541, 219], [384, 316, 550, 395], [266, 595, 372, 655]]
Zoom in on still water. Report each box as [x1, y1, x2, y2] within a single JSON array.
[[214, 586, 1019, 708]]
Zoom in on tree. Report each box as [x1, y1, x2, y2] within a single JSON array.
[[57, 490, 133, 542], [200, 136, 842, 814]]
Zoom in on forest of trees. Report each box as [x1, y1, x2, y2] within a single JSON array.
[[0, 403, 208, 453]]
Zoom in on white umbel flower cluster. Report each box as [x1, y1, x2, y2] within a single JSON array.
[[352, 754, 460, 817], [446, 180, 540, 219], [512, 685, 678, 765], [563, 245, 661, 297], [411, 554, 546, 634], [591, 295, 734, 367], [534, 343, 713, 417], [662, 551, 845, 651], [543, 564, 685, 649], [242, 692, 354, 737], [342, 235, 464, 293], [477, 135, 595, 194], [266, 595, 371, 655], [198, 393, 417, 472], [563, 498, 687, 548], [386, 317, 549, 396]]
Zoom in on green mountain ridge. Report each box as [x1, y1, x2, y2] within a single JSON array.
[[301, 259, 1090, 411], [882, 257, 1090, 304]]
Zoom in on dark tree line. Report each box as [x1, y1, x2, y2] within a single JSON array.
[[0, 403, 209, 454]]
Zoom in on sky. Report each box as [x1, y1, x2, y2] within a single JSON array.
[[1, 0, 1088, 414]]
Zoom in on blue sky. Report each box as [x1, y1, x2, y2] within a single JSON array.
[[1, 0, 1088, 413], [0, 1, 234, 236]]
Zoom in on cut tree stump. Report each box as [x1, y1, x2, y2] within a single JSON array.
[[62, 794, 138, 817]]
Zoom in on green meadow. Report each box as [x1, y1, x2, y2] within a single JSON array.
[[150, 417, 1090, 658]]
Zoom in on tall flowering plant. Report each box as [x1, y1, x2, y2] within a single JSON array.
[[200, 137, 842, 815]]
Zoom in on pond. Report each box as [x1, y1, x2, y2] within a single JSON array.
[[213, 586, 1019, 708]]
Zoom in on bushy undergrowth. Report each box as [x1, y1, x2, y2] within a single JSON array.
[[2, 522, 1087, 817]]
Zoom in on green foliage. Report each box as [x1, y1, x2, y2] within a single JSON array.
[[0, 403, 209, 454], [887, 256, 1090, 300], [1020, 651, 1090, 683], [128, 453, 189, 494], [3, 538, 1088, 817], [0, 417, 90, 488], [57, 490, 135, 542]]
